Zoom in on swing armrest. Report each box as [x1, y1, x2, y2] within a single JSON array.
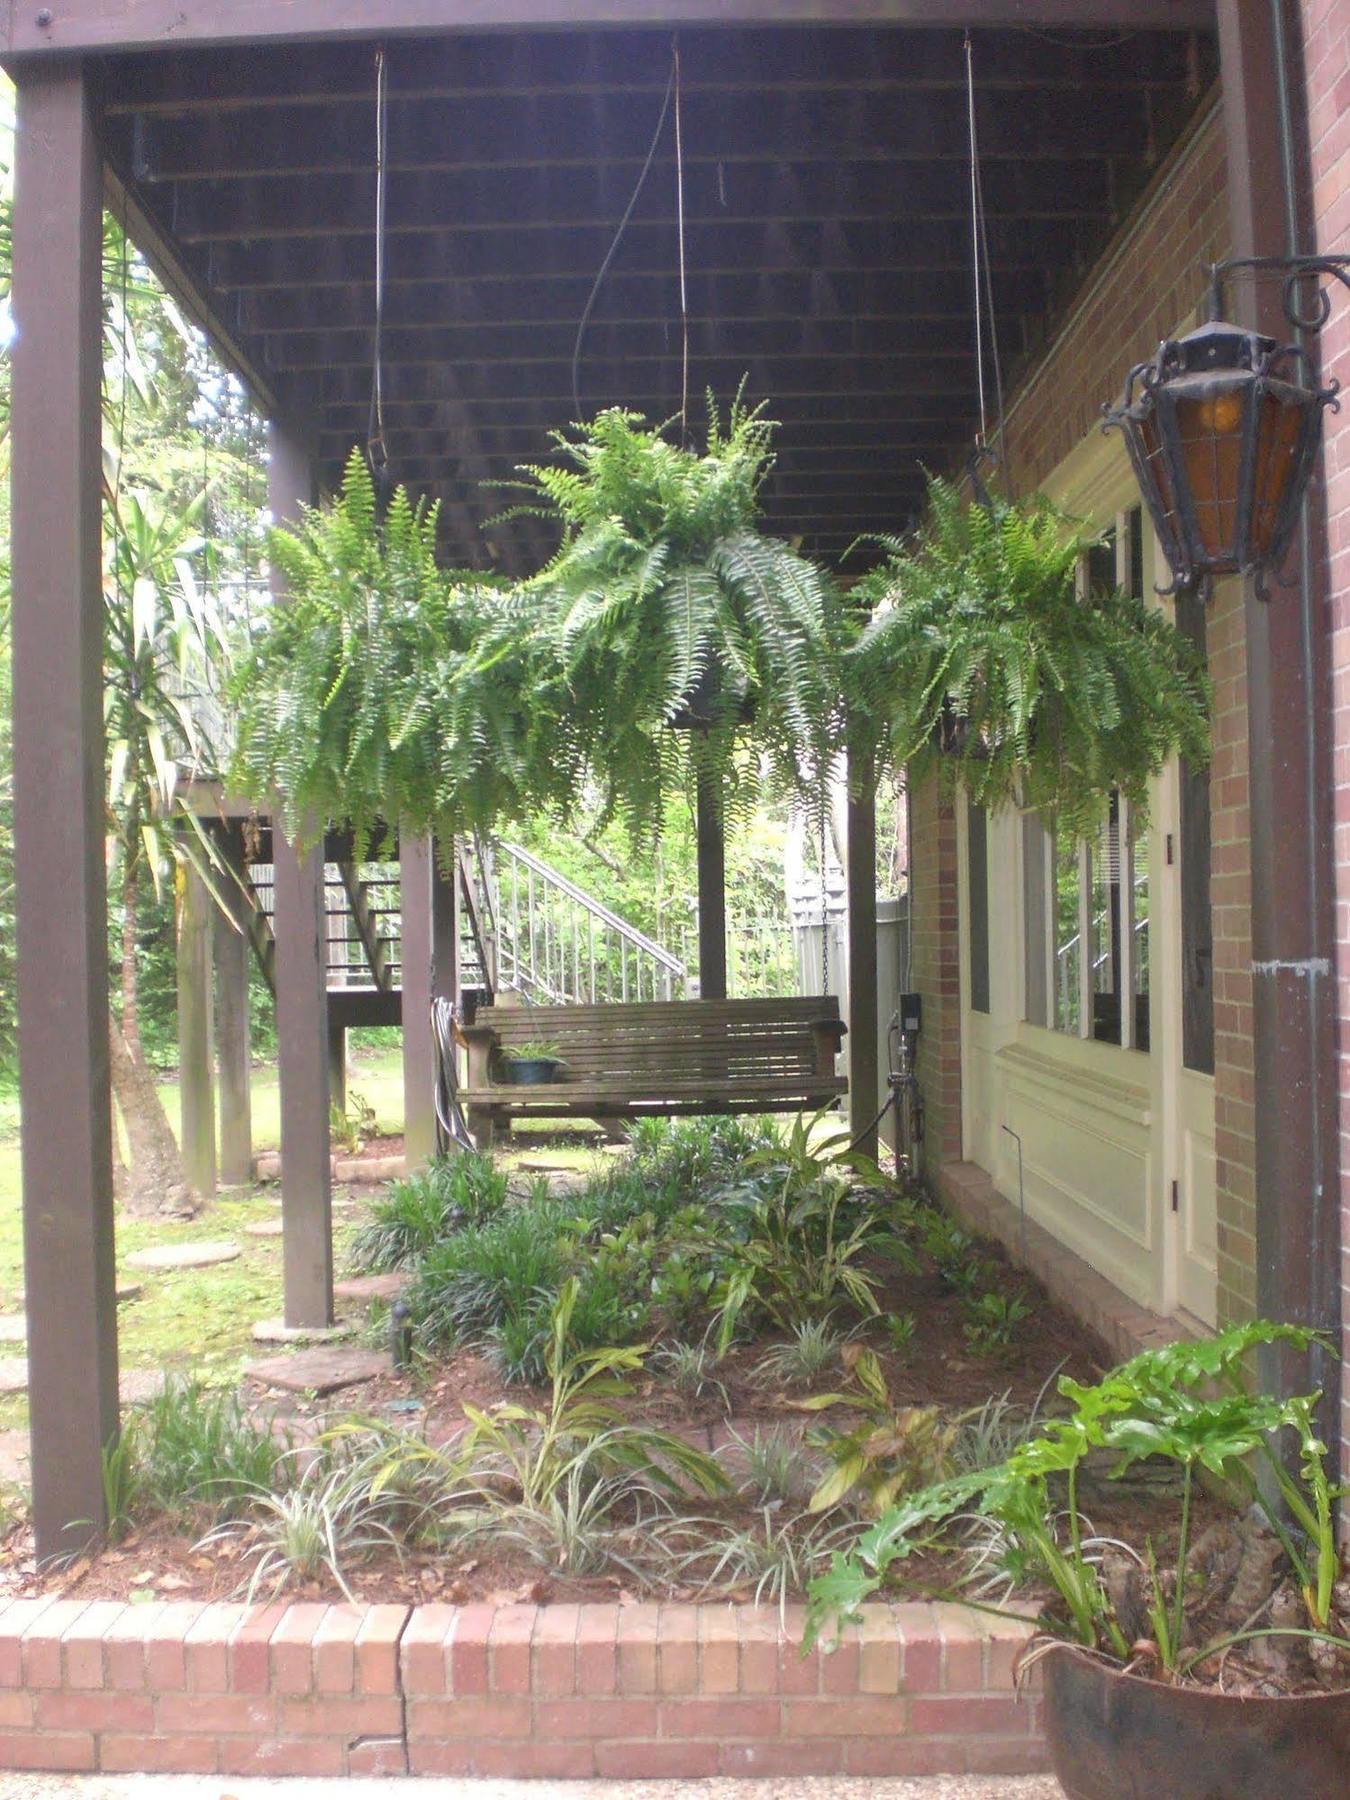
[[811, 1015, 847, 1074], [461, 1021, 502, 1091]]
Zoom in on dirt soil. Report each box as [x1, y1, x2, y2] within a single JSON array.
[[0, 1213, 1235, 1620]]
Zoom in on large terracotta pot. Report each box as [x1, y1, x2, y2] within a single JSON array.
[[1040, 1641, 1350, 1800]]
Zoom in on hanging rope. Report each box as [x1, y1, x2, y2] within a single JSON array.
[[964, 32, 1007, 478], [572, 45, 676, 421], [673, 35, 691, 443], [366, 46, 390, 481], [964, 32, 987, 447]]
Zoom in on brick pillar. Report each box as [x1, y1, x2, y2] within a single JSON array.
[[907, 773, 962, 1173]]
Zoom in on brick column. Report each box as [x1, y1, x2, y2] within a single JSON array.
[[1298, 0, 1350, 1496], [908, 774, 962, 1172]]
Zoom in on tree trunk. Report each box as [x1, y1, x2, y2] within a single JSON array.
[[111, 860, 195, 1217]]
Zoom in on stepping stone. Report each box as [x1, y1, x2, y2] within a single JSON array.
[[517, 1155, 579, 1174], [0, 1316, 25, 1345], [250, 1318, 354, 1347], [0, 1360, 27, 1396], [335, 1274, 409, 1304], [244, 1347, 392, 1395], [244, 1220, 285, 1239], [0, 1429, 30, 1485], [117, 1283, 143, 1304], [120, 1370, 166, 1405], [125, 1241, 241, 1272], [333, 1154, 404, 1184]]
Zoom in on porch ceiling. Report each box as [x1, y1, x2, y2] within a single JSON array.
[[93, 21, 1217, 570]]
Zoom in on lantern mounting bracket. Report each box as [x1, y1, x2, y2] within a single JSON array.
[[1207, 254, 1350, 338]]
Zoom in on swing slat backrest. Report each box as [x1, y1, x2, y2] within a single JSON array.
[[460, 996, 847, 1129]]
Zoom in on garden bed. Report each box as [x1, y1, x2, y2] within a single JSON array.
[[0, 1117, 1220, 1620]]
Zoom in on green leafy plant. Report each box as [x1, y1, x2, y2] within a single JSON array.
[[753, 1318, 857, 1391], [805, 1321, 1350, 1692], [349, 1153, 508, 1273], [330, 1089, 379, 1156], [794, 1345, 960, 1515], [961, 1289, 1032, 1358], [129, 1375, 285, 1526], [229, 451, 554, 851], [196, 1460, 400, 1603], [499, 1040, 563, 1062], [882, 1312, 918, 1357], [495, 397, 845, 840], [707, 1165, 910, 1352], [720, 1425, 820, 1509], [99, 1431, 141, 1544], [847, 474, 1210, 836], [652, 1337, 729, 1409]]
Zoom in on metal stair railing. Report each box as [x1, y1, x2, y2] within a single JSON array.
[[489, 839, 685, 1004]]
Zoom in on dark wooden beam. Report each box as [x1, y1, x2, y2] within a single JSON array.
[[177, 860, 217, 1198], [99, 29, 1205, 116], [695, 766, 728, 1001], [846, 748, 879, 1158], [201, 215, 1083, 288], [242, 266, 1050, 332], [214, 824, 254, 1187], [11, 59, 119, 1562], [269, 421, 334, 1331], [4, 5, 1217, 60], [167, 160, 1110, 242]]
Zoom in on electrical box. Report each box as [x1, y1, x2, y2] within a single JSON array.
[[899, 991, 922, 1036]]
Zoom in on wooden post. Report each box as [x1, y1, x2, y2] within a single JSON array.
[[846, 748, 880, 1159], [327, 1022, 347, 1116], [214, 824, 253, 1187], [176, 861, 217, 1197], [402, 831, 456, 1168], [10, 62, 119, 1559], [696, 765, 728, 1000], [269, 422, 333, 1328]]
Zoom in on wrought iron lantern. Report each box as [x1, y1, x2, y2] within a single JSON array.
[[1105, 255, 1349, 596]]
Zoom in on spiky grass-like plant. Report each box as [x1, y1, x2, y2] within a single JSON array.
[[847, 475, 1210, 836]]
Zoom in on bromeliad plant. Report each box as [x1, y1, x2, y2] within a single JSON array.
[[847, 475, 1210, 837], [793, 1344, 960, 1515], [805, 1321, 1350, 1691]]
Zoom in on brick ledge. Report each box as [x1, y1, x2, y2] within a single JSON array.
[[0, 1595, 1046, 1779], [939, 1158, 1196, 1364]]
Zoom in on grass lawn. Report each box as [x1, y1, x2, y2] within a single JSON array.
[[0, 1043, 410, 1445], [0, 1041, 606, 1457]]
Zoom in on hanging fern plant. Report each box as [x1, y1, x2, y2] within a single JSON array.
[[846, 475, 1210, 836], [227, 450, 565, 849], [497, 397, 845, 842]]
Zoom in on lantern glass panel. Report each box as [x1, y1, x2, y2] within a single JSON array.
[[1174, 381, 1249, 568], [1249, 387, 1309, 558], [1133, 407, 1182, 556]]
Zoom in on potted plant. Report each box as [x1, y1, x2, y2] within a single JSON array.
[[846, 474, 1211, 836], [495, 1040, 567, 1086], [806, 1320, 1350, 1800]]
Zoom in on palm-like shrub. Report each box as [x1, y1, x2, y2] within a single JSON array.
[[228, 451, 560, 848], [499, 399, 844, 839], [847, 475, 1210, 835]]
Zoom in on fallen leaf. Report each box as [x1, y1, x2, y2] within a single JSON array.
[[155, 1573, 190, 1592]]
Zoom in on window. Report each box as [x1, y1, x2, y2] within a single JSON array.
[[1023, 507, 1151, 1051], [968, 803, 990, 1013]]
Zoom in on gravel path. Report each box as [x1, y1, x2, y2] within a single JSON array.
[[0, 1777, 1064, 1800]]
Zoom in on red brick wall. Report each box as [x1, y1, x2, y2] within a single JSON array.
[[1298, 0, 1350, 1487], [908, 773, 962, 1171], [0, 1597, 1044, 1779], [910, 107, 1255, 1333]]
